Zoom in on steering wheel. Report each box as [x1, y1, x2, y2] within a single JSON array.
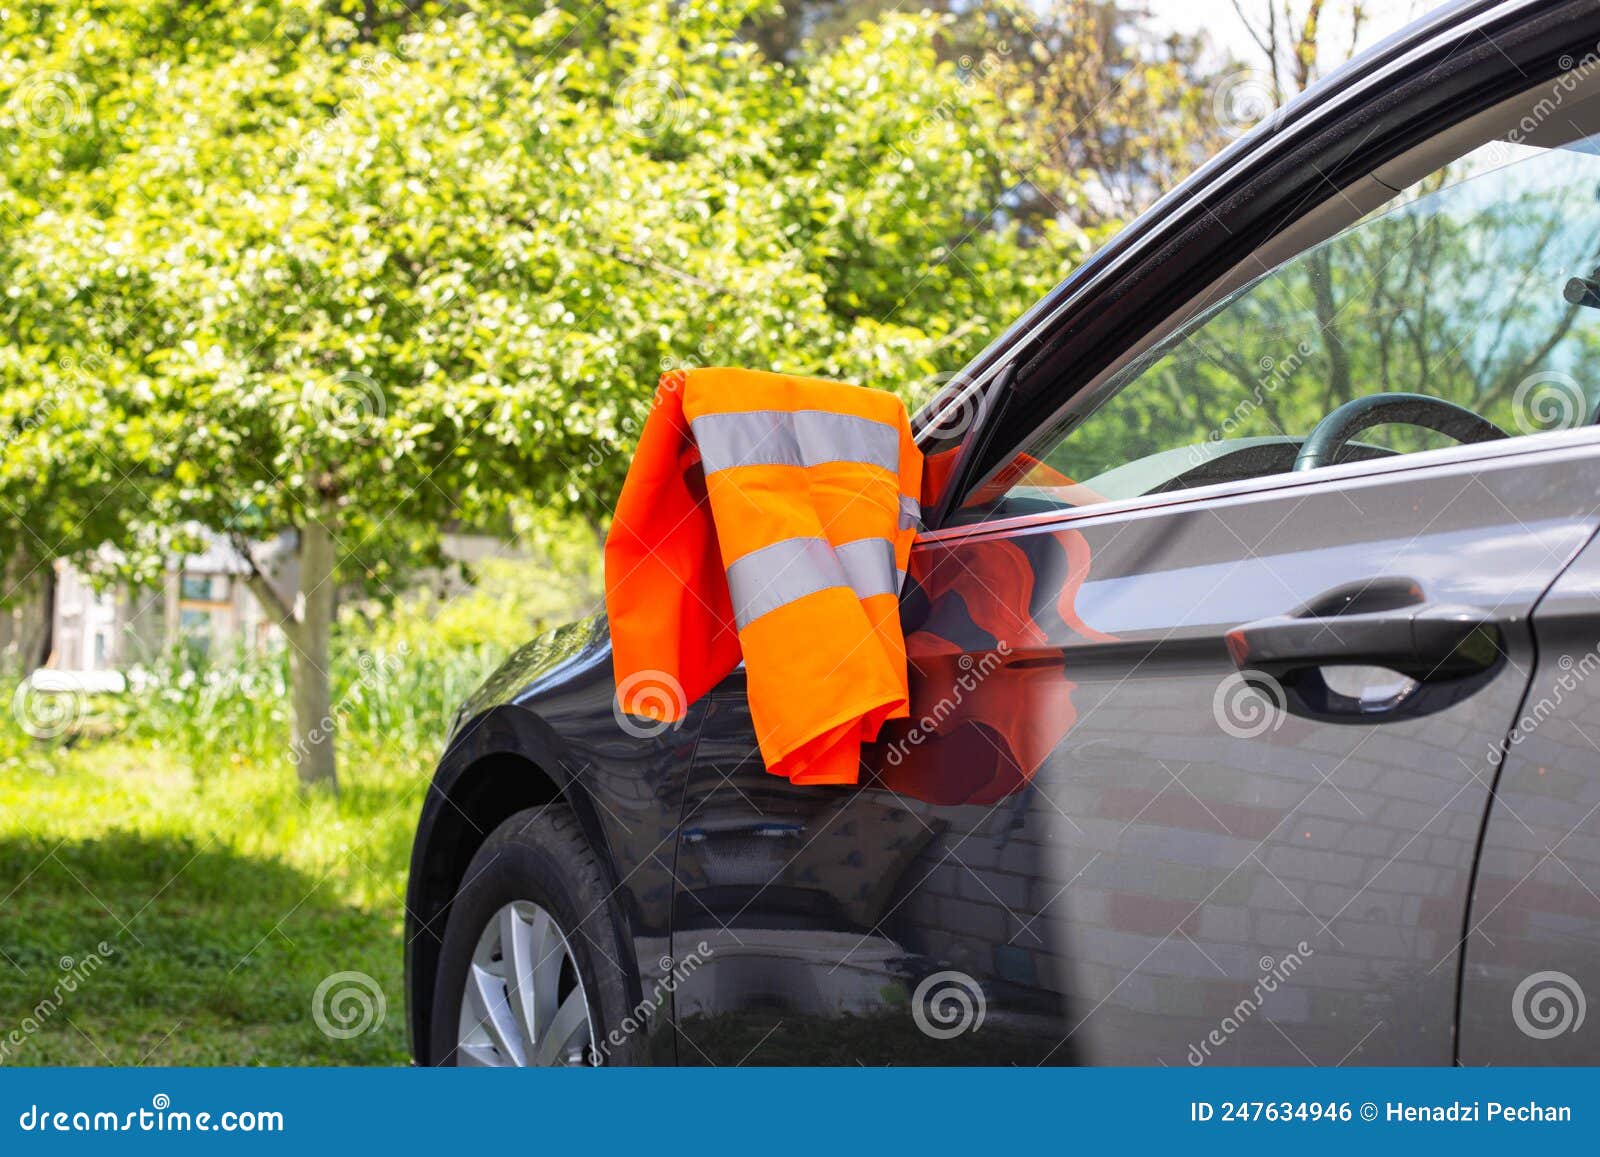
[[1294, 392, 1508, 471]]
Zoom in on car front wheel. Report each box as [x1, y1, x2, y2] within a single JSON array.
[[427, 805, 646, 1066]]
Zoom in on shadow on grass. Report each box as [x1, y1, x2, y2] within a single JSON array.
[[0, 832, 405, 1066]]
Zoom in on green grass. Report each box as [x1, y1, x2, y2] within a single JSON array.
[[0, 738, 428, 1065], [0, 539, 590, 1066]]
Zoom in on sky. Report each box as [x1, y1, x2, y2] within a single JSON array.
[[1144, 0, 1444, 74]]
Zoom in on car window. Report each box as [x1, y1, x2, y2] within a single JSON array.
[[965, 135, 1600, 522]]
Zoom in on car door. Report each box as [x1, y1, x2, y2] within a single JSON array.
[[670, 432, 1600, 1065], [1459, 531, 1600, 1064], [668, 58, 1600, 1064]]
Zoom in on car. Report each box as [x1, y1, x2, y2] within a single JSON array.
[[405, 0, 1600, 1066]]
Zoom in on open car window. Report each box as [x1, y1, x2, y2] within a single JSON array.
[[954, 130, 1600, 525]]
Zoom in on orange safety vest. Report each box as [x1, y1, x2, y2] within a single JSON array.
[[605, 367, 924, 785]]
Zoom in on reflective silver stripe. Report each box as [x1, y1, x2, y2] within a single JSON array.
[[691, 410, 901, 476], [726, 537, 848, 629], [897, 494, 922, 531], [726, 536, 901, 628], [834, 537, 899, 602]]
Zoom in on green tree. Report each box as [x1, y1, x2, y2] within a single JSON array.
[[981, 0, 1235, 232], [2, 0, 1070, 787]]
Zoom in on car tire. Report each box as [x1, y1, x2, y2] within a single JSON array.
[[427, 805, 649, 1066]]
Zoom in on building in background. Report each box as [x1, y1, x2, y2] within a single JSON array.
[[50, 531, 298, 671], [45, 529, 514, 673]]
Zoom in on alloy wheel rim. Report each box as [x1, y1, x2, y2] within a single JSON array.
[[456, 900, 596, 1066]]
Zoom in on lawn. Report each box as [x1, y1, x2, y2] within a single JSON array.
[[0, 555, 585, 1067], [0, 738, 426, 1065]]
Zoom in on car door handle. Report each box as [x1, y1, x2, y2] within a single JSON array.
[[1226, 606, 1502, 681], [1224, 581, 1505, 723]]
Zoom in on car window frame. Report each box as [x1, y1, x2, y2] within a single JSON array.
[[917, 422, 1600, 546], [921, 0, 1600, 534]]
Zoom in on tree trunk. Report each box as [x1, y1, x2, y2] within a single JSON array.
[[290, 520, 338, 791], [0, 553, 54, 675], [35, 565, 56, 671]]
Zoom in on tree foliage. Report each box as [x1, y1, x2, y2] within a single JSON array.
[[3, 0, 1109, 782]]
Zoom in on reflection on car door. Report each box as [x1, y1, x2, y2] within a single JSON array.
[[669, 435, 1600, 1064]]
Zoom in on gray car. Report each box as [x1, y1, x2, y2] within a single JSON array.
[[406, 0, 1600, 1066]]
